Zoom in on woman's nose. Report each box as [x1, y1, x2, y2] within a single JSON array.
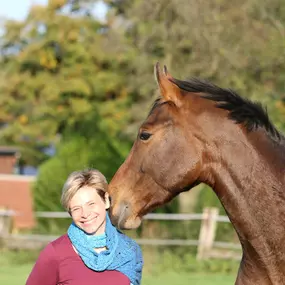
[[81, 207, 91, 218]]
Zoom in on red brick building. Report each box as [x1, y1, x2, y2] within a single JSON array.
[[0, 147, 35, 231], [0, 146, 20, 174]]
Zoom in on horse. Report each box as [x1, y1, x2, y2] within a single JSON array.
[[108, 63, 285, 284]]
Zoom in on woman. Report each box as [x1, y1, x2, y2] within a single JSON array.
[[26, 169, 143, 285]]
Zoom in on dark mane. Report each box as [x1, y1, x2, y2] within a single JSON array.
[[170, 78, 282, 141]]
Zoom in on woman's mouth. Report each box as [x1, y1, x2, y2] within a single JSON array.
[[81, 216, 98, 225]]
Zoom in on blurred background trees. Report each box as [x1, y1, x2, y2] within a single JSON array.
[[0, 0, 284, 219], [0, 0, 131, 166]]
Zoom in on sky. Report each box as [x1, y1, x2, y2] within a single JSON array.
[[0, 0, 107, 21], [0, 0, 48, 20]]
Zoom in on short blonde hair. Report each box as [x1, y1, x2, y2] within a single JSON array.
[[61, 169, 108, 211]]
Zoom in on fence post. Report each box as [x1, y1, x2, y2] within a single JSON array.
[[0, 208, 13, 236], [197, 207, 219, 260]]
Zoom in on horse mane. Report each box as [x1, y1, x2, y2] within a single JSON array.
[[170, 77, 282, 141]]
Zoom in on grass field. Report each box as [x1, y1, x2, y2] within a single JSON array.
[[142, 271, 236, 285], [0, 248, 238, 284], [0, 264, 33, 285], [0, 263, 236, 285]]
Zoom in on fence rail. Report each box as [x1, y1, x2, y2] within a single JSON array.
[[0, 207, 241, 260], [35, 211, 231, 222]]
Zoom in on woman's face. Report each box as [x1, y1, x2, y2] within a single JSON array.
[[69, 186, 110, 235]]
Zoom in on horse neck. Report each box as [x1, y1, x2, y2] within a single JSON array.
[[203, 129, 285, 274]]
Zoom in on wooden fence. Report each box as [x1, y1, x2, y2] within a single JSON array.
[[0, 207, 242, 260]]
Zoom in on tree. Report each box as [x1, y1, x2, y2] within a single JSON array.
[[0, 0, 131, 165], [104, 0, 285, 135]]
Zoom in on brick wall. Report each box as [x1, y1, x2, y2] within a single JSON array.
[[0, 175, 36, 230], [0, 155, 17, 174]]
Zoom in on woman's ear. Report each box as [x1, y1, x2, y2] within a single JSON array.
[[105, 192, 110, 210]]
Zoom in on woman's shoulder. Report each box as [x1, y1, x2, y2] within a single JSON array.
[[35, 234, 72, 259], [32, 236, 69, 266], [49, 234, 73, 253], [51, 234, 70, 246], [38, 234, 76, 265]]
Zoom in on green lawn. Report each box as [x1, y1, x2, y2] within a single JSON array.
[[0, 263, 236, 285], [0, 264, 33, 285], [143, 271, 235, 285]]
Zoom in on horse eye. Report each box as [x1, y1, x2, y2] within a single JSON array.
[[139, 132, 152, 141]]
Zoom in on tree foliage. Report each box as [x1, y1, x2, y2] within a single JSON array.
[[0, 0, 131, 164], [104, 0, 285, 134]]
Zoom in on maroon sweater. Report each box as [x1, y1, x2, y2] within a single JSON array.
[[26, 234, 130, 285]]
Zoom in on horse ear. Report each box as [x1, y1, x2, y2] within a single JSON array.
[[154, 62, 182, 107]]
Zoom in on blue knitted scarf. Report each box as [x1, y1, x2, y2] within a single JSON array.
[[67, 213, 143, 285]]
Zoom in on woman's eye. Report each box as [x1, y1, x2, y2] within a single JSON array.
[[139, 132, 152, 141]]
